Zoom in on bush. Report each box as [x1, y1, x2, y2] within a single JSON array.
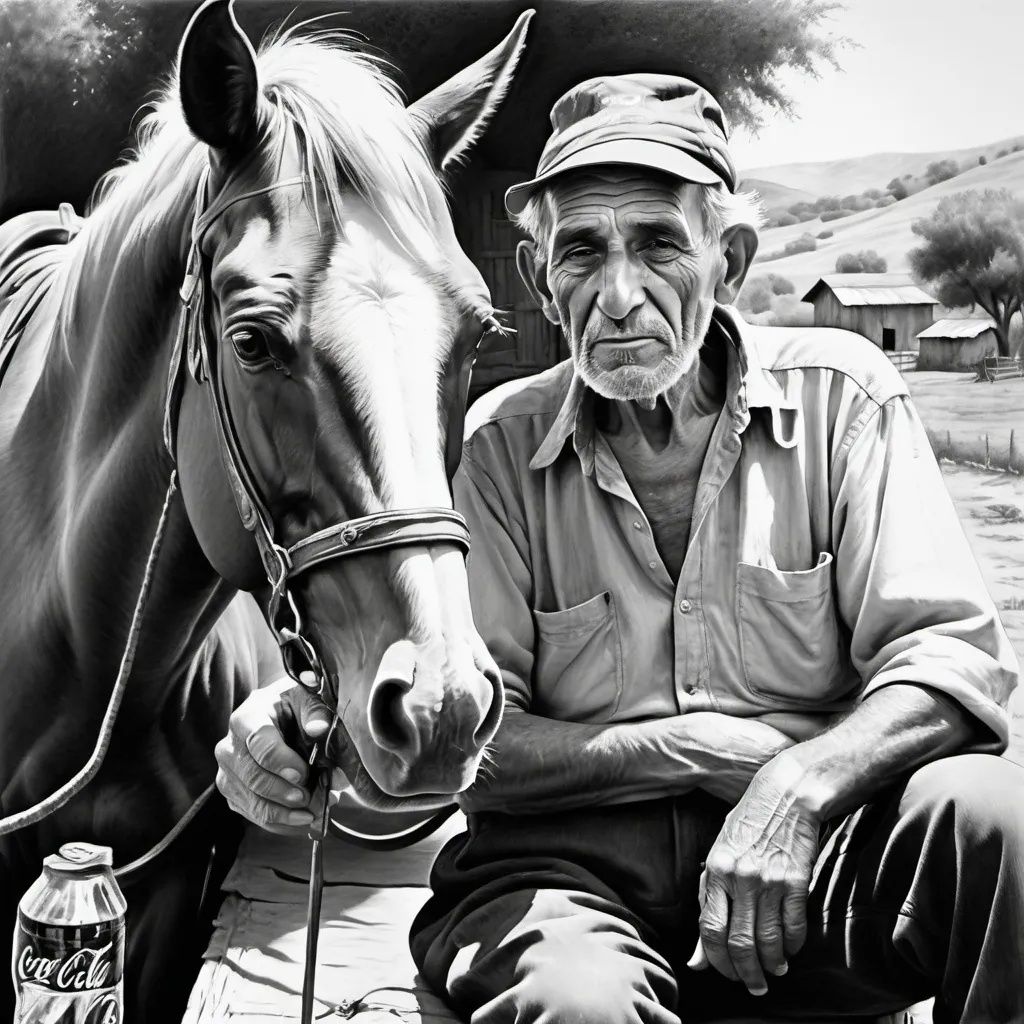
[[787, 202, 812, 217], [738, 278, 774, 314], [1014, 143, 1024, 153], [979, 155, 987, 166], [766, 273, 795, 295], [815, 195, 842, 212], [875, 195, 897, 209], [887, 177, 909, 201], [817, 229, 834, 239], [925, 159, 959, 186], [820, 209, 854, 222], [841, 194, 873, 211], [835, 249, 888, 273], [783, 232, 818, 256], [863, 188, 885, 200], [775, 213, 799, 227], [997, 149, 1010, 159]]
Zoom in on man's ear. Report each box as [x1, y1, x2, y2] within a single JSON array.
[[714, 224, 759, 305], [516, 240, 560, 326]]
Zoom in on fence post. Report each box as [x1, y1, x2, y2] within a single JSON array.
[[1012, 430, 1017, 472], [946, 430, 952, 453], [986, 434, 991, 470]]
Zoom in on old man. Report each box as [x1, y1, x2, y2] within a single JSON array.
[[218, 75, 1024, 1022]]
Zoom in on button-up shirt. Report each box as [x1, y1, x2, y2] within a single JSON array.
[[456, 306, 1017, 766]]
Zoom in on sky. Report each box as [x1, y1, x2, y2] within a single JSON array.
[[730, 0, 1024, 172]]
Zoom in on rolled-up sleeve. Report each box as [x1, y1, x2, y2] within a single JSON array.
[[455, 445, 536, 713], [832, 393, 1018, 751]]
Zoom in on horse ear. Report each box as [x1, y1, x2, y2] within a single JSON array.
[[178, 0, 261, 154], [409, 10, 534, 179]]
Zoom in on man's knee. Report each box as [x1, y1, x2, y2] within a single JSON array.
[[903, 753, 1024, 844], [484, 944, 678, 1024]]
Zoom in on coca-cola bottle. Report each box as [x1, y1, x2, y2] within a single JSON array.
[[12, 842, 126, 1024]]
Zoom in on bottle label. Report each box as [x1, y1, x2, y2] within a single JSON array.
[[13, 910, 124, 994]]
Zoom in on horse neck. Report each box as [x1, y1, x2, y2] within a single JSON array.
[[56, 179, 236, 695]]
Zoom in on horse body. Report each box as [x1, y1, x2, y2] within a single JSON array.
[[0, 4, 531, 1018]]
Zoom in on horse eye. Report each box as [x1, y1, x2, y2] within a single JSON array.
[[230, 327, 271, 366]]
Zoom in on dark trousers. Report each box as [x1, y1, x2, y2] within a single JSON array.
[[410, 754, 1024, 1024]]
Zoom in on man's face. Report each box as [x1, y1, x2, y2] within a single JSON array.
[[539, 169, 723, 403]]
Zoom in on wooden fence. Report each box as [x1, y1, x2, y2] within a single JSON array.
[[927, 427, 1024, 474], [980, 356, 1024, 382], [886, 350, 918, 373]]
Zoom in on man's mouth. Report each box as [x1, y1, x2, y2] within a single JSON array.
[[592, 336, 660, 349]]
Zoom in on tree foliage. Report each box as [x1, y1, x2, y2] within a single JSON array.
[[909, 189, 1024, 357], [835, 250, 887, 273]]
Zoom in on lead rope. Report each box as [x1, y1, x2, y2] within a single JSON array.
[[0, 472, 203, 858]]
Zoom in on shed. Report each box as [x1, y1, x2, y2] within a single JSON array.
[[801, 274, 938, 355], [915, 317, 998, 372]]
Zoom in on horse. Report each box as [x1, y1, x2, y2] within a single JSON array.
[[0, 2, 531, 1019]]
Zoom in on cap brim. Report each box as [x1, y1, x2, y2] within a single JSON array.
[[504, 139, 725, 216]]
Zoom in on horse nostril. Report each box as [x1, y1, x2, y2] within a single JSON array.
[[473, 667, 504, 744], [367, 678, 420, 759]]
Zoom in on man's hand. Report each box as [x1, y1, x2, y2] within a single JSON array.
[[688, 752, 821, 997], [214, 676, 345, 834]]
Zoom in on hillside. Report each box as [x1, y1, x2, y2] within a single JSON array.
[[736, 177, 817, 216], [739, 133, 1024, 199], [745, 150, 1024, 300]]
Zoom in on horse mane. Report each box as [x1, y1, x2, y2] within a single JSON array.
[[56, 25, 453, 352]]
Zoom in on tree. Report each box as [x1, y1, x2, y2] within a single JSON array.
[[909, 189, 1024, 357], [887, 177, 910, 201], [925, 159, 960, 186], [835, 250, 887, 273], [0, 0, 854, 218]]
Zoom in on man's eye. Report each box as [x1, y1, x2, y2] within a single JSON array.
[[642, 238, 682, 256], [563, 246, 597, 262]]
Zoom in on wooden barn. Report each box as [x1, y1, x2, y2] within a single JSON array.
[[0, 0, 770, 403], [801, 274, 938, 357], [916, 317, 998, 371]]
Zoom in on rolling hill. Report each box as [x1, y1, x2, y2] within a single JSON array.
[[743, 149, 1024, 301], [739, 134, 1024, 200], [735, 177, 817, 216]]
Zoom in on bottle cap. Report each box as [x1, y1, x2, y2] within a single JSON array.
[[44, 842, 114, 873]]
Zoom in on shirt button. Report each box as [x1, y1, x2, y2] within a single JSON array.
[[633, 521, 643, 531], [679, 599, 692, 614], [648, 560, 657, 569]]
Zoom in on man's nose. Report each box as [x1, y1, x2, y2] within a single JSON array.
[[596, 249, 646, 322]]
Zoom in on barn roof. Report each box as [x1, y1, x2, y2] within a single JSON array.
[[917, 317, 997, 340], [801, 274, 937, 307]]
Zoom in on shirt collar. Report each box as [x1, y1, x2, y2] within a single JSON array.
[[529, 305, 800, 473]]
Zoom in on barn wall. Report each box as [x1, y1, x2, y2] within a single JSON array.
[[810, 293, 937, 352], [917, 332, 998, 371], [452, 165, 567, 402]]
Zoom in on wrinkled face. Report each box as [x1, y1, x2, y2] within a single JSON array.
[[541, 169, 724, 403], [180, 151, 503, 808]]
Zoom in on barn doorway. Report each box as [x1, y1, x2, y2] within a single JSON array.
[[882, 327, 896, 351]]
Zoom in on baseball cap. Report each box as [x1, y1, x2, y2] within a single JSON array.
[[505, 73, 737, 216]]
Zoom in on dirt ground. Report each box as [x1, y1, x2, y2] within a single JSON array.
[[902, 371, 1024, 763]]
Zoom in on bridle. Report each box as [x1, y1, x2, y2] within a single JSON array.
[[166, 167, 489, 1023]]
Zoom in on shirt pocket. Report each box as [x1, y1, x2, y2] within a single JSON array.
[[736, 552, 851, 707], [532, 591, 623, 722]]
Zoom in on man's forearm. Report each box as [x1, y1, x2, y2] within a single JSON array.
[[458, 709, 796, 815], [765, 683, 978, 820]]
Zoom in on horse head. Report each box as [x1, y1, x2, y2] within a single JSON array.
[[170, 0, 532, 807]]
